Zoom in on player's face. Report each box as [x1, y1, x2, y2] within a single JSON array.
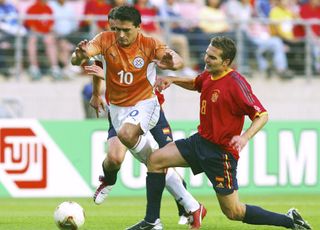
[[203, 45, 229, 75], [113, 20, 140, 47]]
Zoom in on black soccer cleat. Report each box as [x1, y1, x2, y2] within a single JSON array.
[[287, 208, 312, 229], [125, 218, 163, 230]]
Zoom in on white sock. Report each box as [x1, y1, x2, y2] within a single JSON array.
[[165, 168, 199, 213], [130, 136, 152, 164]]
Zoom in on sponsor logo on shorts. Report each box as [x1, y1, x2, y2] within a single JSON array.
[[162, 127, 171, 135], [216, 182, 224, 189]]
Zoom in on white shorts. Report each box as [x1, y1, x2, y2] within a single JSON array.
[[109, 97, 160, 134]]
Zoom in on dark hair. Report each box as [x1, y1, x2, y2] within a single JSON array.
[[108, 7, 119, 20], [210, 36, 236, 65], [113, 6, 141, 27]]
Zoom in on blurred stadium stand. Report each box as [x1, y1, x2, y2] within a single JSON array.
[[0, 97, 23, 118], [0, 3, 319, 120]]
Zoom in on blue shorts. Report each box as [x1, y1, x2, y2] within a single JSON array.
[[107, 109, 173, 148], [107, 112, 117, 139], [175, 133, 238, 195]]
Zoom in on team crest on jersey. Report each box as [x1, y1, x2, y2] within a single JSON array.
[[133, 57, 144, 69], [211, 89, 220, 102]]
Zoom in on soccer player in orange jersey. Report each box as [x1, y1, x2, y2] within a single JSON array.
[[71, 6, 203, 229]]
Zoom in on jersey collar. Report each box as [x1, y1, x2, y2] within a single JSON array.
[[210, 68, 233, 81]]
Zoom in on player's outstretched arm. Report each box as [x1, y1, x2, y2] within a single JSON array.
[[71, 40, 90, 66], [157, 76, 196, 92], [89, 94, 105, 118], [84, 64, 105, 80], [155, 49, 184, 70]]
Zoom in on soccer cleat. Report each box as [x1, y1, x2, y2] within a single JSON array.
[[178, 214, 189, 225], [188, 204, 207, 229], [287, 208, 312, 230], [125, 218, 163, 230], [93, 176, 113, 205]]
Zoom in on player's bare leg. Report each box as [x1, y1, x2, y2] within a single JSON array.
[[127, 142, 207, 230], [216, 190, 310, 229], [93, 136, 126, 204]]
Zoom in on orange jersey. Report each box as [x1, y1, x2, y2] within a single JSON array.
[[87, 32, 167, 106]]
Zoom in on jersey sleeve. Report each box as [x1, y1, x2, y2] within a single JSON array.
[[194, 72, 206, 92], [86, 32, 113, 58], [154, 38, 170, 60], [231, 77, 267, 120]]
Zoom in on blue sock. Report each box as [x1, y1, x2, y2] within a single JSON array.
[[243, 205, 294, 228], [144, 172, 166, 223]]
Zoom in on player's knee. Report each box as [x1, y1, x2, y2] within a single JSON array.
[[107, 152, 123, 166], [117, 129, 136, 147]]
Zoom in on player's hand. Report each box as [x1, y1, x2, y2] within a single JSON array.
[[84, 64, 105, 80], [75, 40, 89, 60], [89, 94, 106, 118], [155, 77, 172, 92], [229, 135, 248, 152], [154, 51, 174, 70]]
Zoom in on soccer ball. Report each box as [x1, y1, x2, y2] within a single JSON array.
[[54, 201, 85, 230]]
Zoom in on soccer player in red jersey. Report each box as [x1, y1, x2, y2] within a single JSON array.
[[127, 36, 311, 229]]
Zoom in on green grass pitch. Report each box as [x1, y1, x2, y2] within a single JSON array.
[[0, 193, 318, 230]]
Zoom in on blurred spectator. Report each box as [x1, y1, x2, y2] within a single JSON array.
[[269, 0, 305, 75], [269, 0, 299, 42], [223, 0, 293, 79], [255, 0, 274, 17], [193, 0, 234, 70], [199, 0, 231, 35], [149, 0, 165, 8], [158, 0, 193, 71], [80, 0, 112, 35], [110, 0, 128, 7], [295, 0, 320, 74], [49, 0, 80, 79], [24, 0, 61, 80], [0, 0, 26, 77], [134, 0, 196, 75], [134, 0, 162, 38], [175, 0, 207, 71], [176, 0, 203, 30]]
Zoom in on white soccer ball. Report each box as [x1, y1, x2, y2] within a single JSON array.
[[54, 201, 85, 230]]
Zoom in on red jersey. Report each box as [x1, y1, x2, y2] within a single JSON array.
[[87, 32, 167, 106], [134, 5, 158, 33], [81, 0, 111, 30], [25, 0, 53, 33], [298, 3, 320, 37], [194, 69, 267, 160]]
